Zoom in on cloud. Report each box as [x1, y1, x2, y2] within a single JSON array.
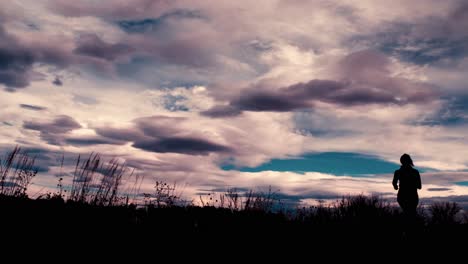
[[117, 9, 205, 34], [204, 52, 438, 117], [134, 115, 186, 138], [72, 94, 98, 105], [416, 94, 468, 126], [335, 49, 439, 102], [23, 115, 81, 145], [19, 104, 47, 111], [74, 34, 134, 61], [52, 76, 63, 86], [427, 188, 452, 192], [48, 0, 244, 76], [95, 115, 232, 155], [203, 80, 347, 117], [201, 105, 242, 118], [23, 115, 81, 134], [94, 127, 144, 142], [49, 0, 176, 20], [0, 24, 72, 90], [65, 136, 125, 146], [358, 1, 468, 65], [133, 137, 231, 155], [0, 25, 36, 89]]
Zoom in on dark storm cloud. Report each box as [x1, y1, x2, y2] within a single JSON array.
[[23, 115, 81, 145], [427, 188, 452, 192], [1, 19, 198, 90], [0, 24, 72, 90], [52, 76, 63, 86], [95, 115, 232, 155], [23, 115, 81, 134], [133, 137, 231, 155], [74, 34, 134, 61], [234, 89, 311, 112], [203, 58, 437, 118], [203, 80, 346, 117], [19, 104, 47, 111], [0, 25, 36, 89], [282, 78, 405, 106], [0, 22, 145, 90]]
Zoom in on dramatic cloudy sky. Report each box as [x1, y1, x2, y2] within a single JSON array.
[[1, 0, 468, 206]]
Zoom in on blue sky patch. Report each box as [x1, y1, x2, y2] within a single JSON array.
[[222, 152, 404, 176], [162, 94, 189, 112]]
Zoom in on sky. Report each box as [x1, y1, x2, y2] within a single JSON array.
[[1, 0, 468, 207]]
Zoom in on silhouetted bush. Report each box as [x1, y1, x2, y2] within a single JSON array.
[[429, 202, 462, 225]]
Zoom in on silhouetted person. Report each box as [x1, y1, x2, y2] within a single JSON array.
[[393, 154, 422, 219]]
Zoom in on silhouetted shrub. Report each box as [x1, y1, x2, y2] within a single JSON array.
[[429, 202, 462, 225]]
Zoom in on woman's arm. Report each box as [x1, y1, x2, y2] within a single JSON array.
[[416, 171, 422, 190], [392, 170, 399, 190]]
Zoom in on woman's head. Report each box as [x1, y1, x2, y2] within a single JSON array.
[[400, 153, 414, 167]]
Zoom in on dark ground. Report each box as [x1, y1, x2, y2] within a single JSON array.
[[0, 195, 466, 257]]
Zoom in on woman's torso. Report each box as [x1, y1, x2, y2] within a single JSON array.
[[396, 167, 419, 192]]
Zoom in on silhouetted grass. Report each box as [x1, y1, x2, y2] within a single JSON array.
[[0, 146, 37, 197]]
